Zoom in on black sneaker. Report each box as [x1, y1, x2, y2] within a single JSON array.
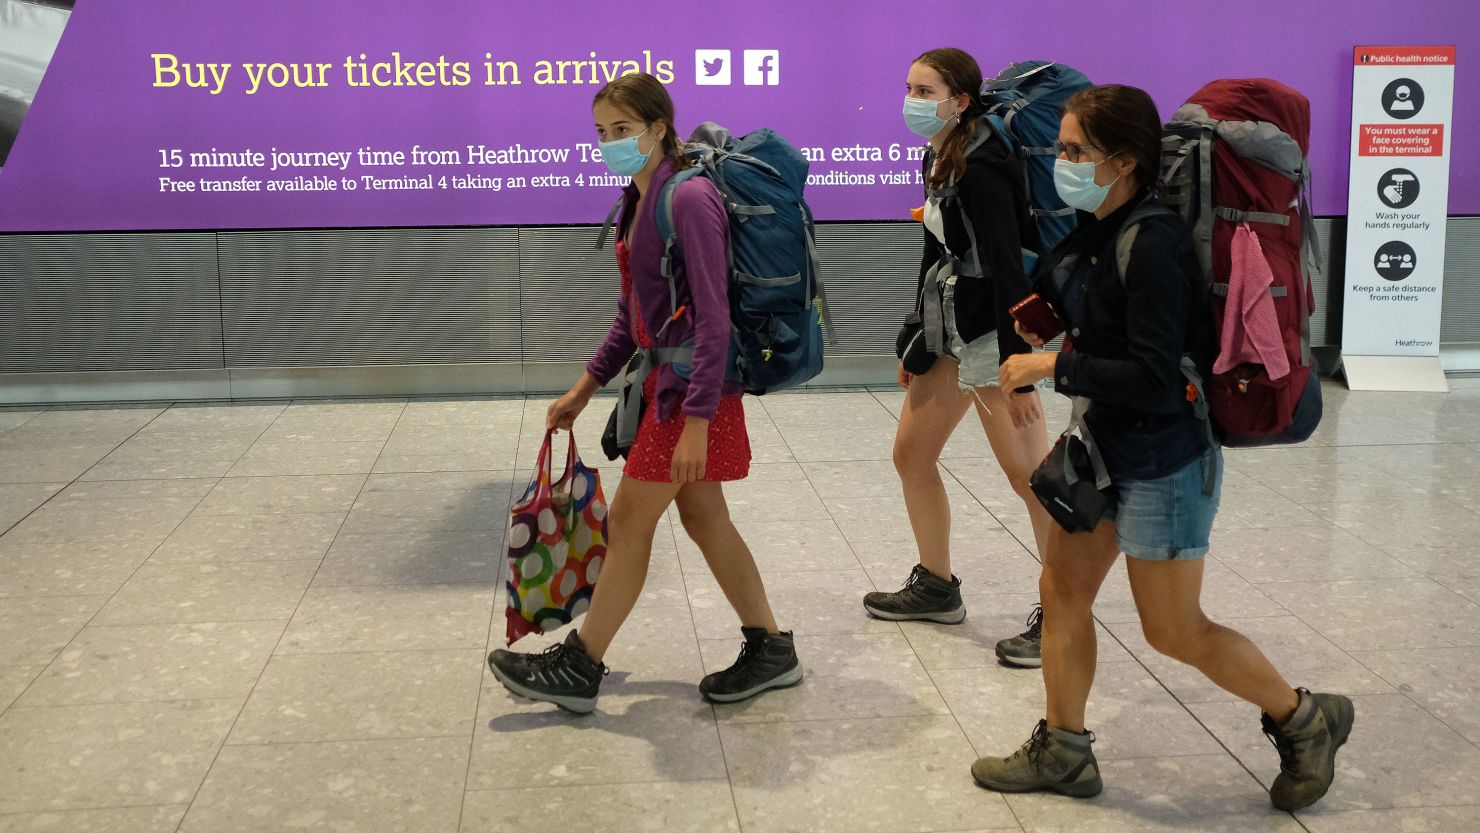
[[487, 630, 607, 714], [996, 604, 1043, 668], [1262, 688, 1355, 811], [863, 564, 966, 624], [699, 627, 804, 703]]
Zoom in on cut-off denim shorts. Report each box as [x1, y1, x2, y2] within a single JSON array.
[[1103, 446, 1223, 560]]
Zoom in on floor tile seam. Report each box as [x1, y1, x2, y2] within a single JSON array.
[[459, 778, 734, 797], [458, 404, 529, 833], [0, 801, 189, 819], [0, 407, 181, 537], [1338, 651, 1480, 749], [0, 453, 221, 722], [174, 399, 406, 831], [4, 694, 248, 713]]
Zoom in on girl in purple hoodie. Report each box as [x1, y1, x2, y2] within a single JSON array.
[[487, 74, 801, 713]]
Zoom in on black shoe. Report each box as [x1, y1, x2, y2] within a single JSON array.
[[996, 604, 1043, 668], [863, 564, 966, 623], [699, 627, 804, 703], [487, 631, 607, 714], [1262, 688, 1355, 811]]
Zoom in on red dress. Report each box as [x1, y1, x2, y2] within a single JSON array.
[[616, 240, 750, 483]]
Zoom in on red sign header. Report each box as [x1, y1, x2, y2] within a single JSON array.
[[1355, 46, 1457, 66]]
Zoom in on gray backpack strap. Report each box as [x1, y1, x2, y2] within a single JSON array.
[[1179, 357, 1220, 496], [800, 204, 838, 344], [1064, 396, 1113, 491], [656, 168, 710, 319], [595, 194, 627, 251], [615, 345, 697, 448], [1192, 129, 1217, 280]]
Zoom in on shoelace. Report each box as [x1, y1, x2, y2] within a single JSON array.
[[719, 638, 764, 683], [891, 568, 936, 605], [531, 641, 573, 669], [1262, 723, 1299, 775], [1019, 720, 1052, 764], [1022, 604, 1044, 640]]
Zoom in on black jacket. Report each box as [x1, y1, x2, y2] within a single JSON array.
[[1037, 192, 1217, 480], [916, 127, 1036, 363]]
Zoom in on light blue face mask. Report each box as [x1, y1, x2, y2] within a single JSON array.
[[1053, 155, 1121, 213], [903, 96, 954, 139], [599, 128, 652, 177]]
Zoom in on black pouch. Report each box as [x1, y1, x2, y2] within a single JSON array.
[[896, 315, 937, 376], [1029, 398, 1117, 533]]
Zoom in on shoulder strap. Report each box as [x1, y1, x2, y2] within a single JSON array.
[[1113, 198, 1179, 284], [653, 166, 709, 318]]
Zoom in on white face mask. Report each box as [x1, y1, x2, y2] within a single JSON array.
[[1053, 155, 1121, 213]]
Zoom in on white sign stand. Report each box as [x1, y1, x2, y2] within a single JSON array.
[[1340, 46, 1456, 393]]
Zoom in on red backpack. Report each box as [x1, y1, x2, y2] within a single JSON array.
[[1153, 78, 1323, 446]]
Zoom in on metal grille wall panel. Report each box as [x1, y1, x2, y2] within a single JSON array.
[[217, 228, 522, 367], [0, 233, 222, 372], [516, 226, 624, 364], [1442, 217, 1480, 344], [813, 222, 920, 356]]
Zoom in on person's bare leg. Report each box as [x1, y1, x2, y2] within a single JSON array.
[[970, 386, 1053, 560], [1127, 557, 1299, 721], [676, 481, 778, 632], [1040, 520, 1120, 733], [576, 476, 683, 662], [894, 360, 972, 579]]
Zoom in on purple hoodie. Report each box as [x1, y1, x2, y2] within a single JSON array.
[[586, 159, 741, 422]]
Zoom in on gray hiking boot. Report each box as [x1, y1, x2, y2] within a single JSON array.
[[996, 603, 1043, 668], [1262, 688, 1354, 811], [699, 627, 804, 703], [971, 719, 1103, 798], [863, 564, 966, 624], [487, 630, 607, 714]]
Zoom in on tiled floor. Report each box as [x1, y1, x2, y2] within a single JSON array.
[[2, 381, 1480, 832]]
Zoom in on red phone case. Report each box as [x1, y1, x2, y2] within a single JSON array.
[[1009, 294, 1065, 342]]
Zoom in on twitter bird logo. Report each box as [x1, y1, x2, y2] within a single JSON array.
[[695, 49, 731, 85]]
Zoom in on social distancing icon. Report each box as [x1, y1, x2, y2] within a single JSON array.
[[1374, 240, 1418, 282]]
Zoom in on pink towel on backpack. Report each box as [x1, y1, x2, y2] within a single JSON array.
[[1214, 224, 1290, 380]]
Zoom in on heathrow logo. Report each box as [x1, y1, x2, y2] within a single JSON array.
[[694, 49, 780, 86]]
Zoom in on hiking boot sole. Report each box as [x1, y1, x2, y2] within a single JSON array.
[[487, 654, 598, 714], [702, 663, 805, 704], [996, 649, 1042, 668], [1275, 695, 1355, 812], [862, 601, 967, 624], [972, 771, 1103, 799]]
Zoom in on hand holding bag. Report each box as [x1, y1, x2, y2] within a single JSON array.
[[505, 430, 609, 645], [1030, 396, 1117, 533]]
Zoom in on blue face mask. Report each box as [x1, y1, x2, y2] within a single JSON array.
[[1053, 155, 1121, 213], [599, 128, 652, 177], [903, 96, 954, 139]]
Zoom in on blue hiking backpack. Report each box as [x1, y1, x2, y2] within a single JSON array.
[[982, 61, 1094, 262], [653, 122, 834, 395]]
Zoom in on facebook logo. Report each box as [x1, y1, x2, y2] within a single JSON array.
[[694, 49, 731, 85], [744, 50, 780, 86]]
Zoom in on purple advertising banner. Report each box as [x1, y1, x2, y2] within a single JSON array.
[[0, 0, 1473, 232]]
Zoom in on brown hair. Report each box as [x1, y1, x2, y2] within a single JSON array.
[[1062, 85, 1163, 190], [913, 48, 987, 189], [592, 73, 690, 170]]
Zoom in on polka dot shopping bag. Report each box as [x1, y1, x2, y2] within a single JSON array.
[[504, 430, 609, 645]]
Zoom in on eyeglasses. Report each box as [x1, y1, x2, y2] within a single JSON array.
[[1053, 140, 1103, 164]]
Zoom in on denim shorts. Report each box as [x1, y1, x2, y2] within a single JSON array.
[[1103, 446, 1223, 560]]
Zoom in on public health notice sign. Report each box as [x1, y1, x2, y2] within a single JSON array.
[[1341, 46, 1456, 367]]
